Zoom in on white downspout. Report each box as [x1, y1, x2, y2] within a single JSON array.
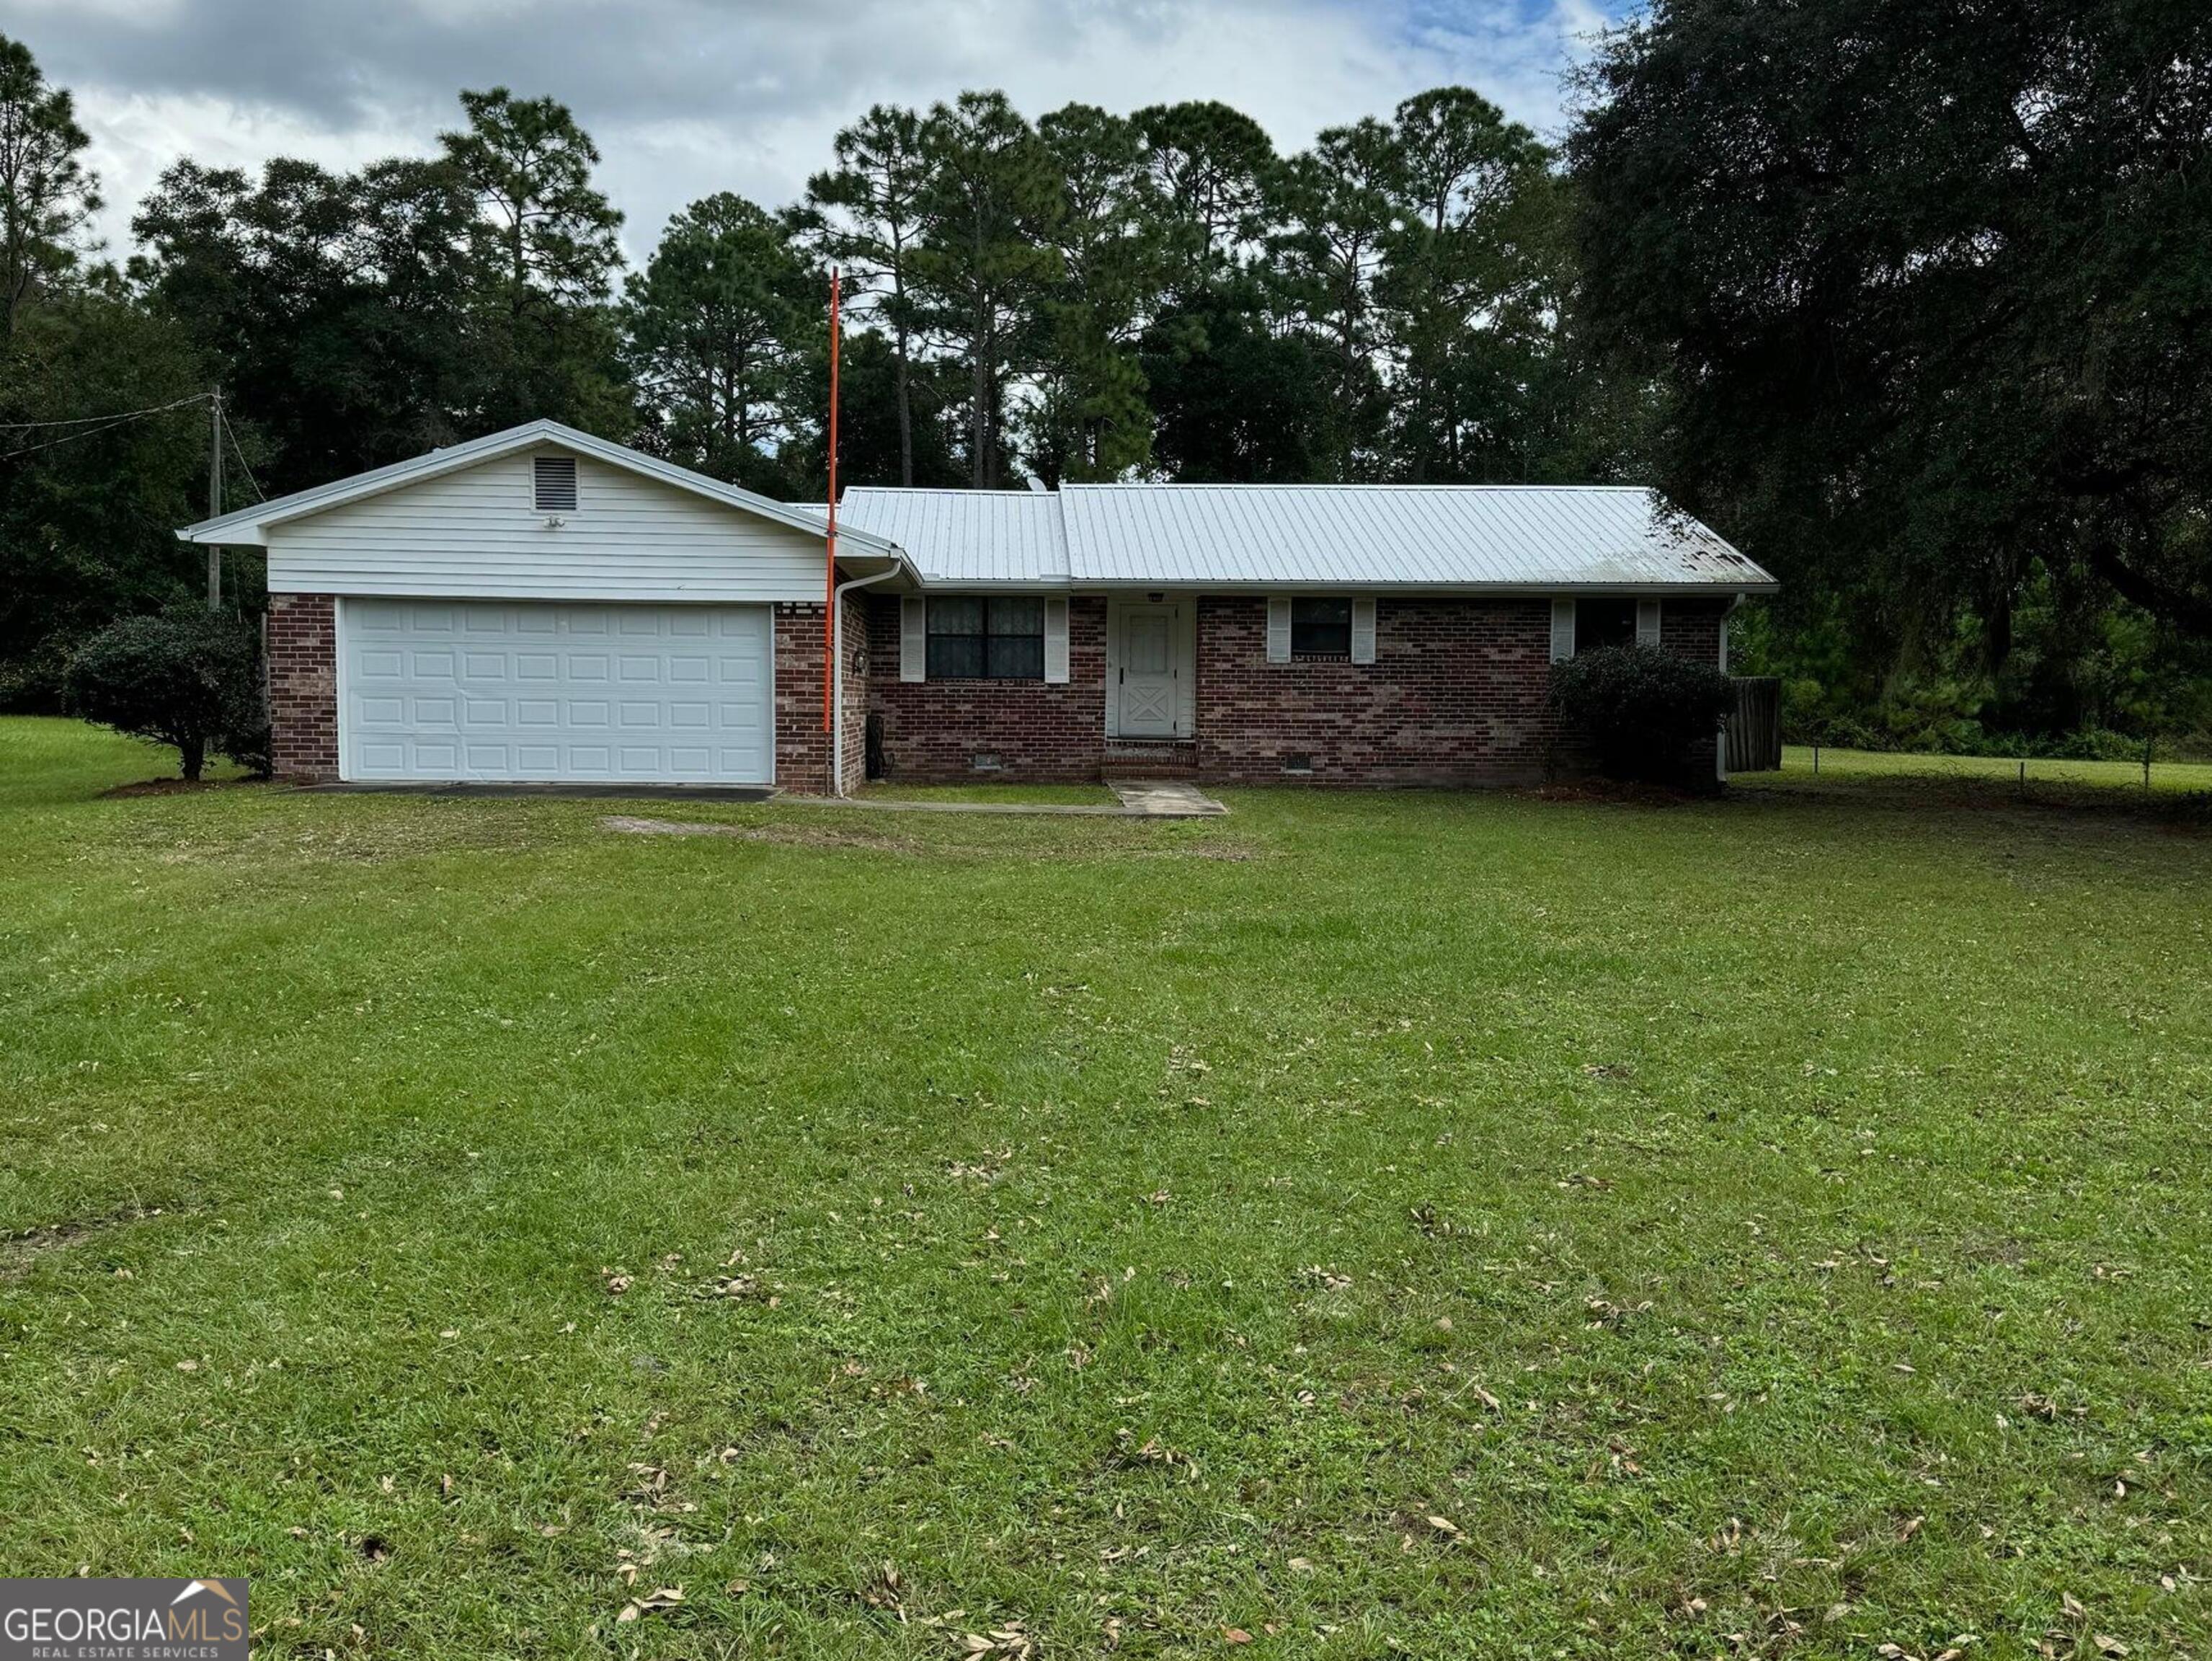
[[831, 567, 903, 797], [1718, 591, 1744, 784]]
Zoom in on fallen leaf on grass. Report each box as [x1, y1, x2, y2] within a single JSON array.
[[1112, 1427, 1196, 1476], [2094, 1638, 2128, 1657], [615, 1585, 683, 1624], [1897, 1515, 1924, 1541], [943, 1622, 1036, 1658], [1222, 1629, 1253, 1645]]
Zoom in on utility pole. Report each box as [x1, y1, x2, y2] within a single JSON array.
[[206, 388, 223, 611]]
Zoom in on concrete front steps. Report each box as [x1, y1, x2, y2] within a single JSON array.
[[1101, 739, 1199, 779]]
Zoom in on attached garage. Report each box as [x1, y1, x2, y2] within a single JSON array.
[[181, 421, 911, 792], [341, 600, 773, 784]]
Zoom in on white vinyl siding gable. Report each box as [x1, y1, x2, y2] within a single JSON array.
[[267, 448, 830, 602]]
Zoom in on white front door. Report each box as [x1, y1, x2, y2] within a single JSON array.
[[1116, 605, 1179, 738], [340, 598, 773, 784]]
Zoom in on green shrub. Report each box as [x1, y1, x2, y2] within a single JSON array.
[[1550, 643, 1734, 785], [63, 611, 269, 781]]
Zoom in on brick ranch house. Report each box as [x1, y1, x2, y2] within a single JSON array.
[[178, 420, 1776, 793]]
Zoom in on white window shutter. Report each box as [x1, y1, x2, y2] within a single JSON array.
[[1043, 596, 1070, 683], [1550, 598, 1576, 663], [900, 595, 927, 682], [1637, 598, 1662, 647], [1266, 597, 1292, 663], [1350, 598, 1377, 665]]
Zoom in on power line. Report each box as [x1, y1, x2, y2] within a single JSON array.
[[0, 410, 185, 463], [0, 392, 211, 434], [217, 399, 265, 504]]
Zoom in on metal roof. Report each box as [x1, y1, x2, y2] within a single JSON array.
[[829, 489, 1067, 583], [832, 482, 1773, 592]]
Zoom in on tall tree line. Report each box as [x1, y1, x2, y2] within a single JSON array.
[[4, 12, 2208, 746]]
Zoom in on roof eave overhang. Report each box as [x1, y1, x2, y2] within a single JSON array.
[[175, 419, 908, 562], [905, 577, 1780, 595]]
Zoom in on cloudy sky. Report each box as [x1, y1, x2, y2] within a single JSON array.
[[4, 0, 1633, 264]]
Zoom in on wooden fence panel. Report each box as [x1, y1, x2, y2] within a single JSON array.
[[1728, 677, 1782, 773]]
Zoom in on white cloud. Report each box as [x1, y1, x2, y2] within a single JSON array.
[[4, 0, 1630, 263]]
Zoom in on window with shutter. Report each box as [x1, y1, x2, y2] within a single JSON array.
[[926, 597, 1044, 680], [1575, 598, 1638, 654], [533, 456, 578, 513]]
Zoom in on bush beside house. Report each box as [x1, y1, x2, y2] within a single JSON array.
[[1551, 643, 1733, 786], [64, 611, 270, 780]]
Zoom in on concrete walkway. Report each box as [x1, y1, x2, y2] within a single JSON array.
[[1106, 779, 1227, 817], [306, 778, 1225, 819], [794, 778, 1225, 819]]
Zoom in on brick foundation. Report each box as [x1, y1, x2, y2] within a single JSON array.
[[268, 593, 339, 783]]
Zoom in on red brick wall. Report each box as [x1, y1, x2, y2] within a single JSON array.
[[858, 593, 1734, 787], [866, 595, 1109, 782], [268, 589, 1732, 794], [773, 603, 833, 795], [836, 588, 872, 794], [267, 593, 338, 783], [771, 590, 884, 796], [1193, 597, 1559, 785], [1661, 597, 1728, 665]]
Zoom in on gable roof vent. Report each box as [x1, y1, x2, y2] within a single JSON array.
[[533, 455, 578, 513]]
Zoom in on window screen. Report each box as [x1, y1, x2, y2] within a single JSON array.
[[926, 598, 1044, 681], [1291, 597, 1352, 657], [533, 456, 578, 512]]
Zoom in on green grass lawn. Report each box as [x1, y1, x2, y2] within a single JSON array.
[[3, 716, 2209, 1660], [1772, 743, 2212, 795]]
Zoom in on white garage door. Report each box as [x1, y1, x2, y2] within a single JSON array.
[[341, 599, 773, 784]]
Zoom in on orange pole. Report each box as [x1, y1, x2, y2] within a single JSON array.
[[822, 269, 840, 737]]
